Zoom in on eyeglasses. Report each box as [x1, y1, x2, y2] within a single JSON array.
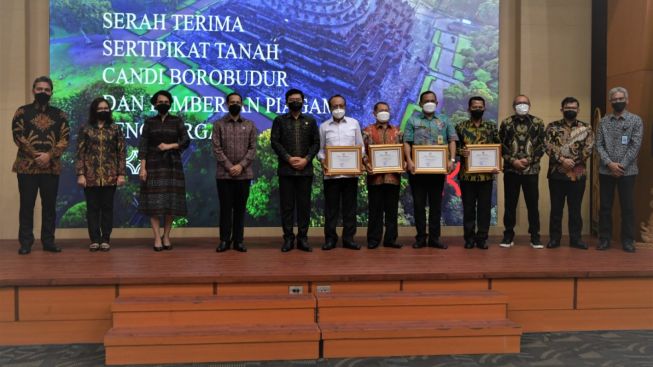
[[610, 97, 626, 102]]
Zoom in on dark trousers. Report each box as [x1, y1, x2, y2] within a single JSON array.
[[461, 180, 493, 243], [84, 186, 117, 243], [216, 179, 251, 243], [17, 174, 59, 247], [409, 173, 445, 242], [324, 178, 358, 244], [548, 179, 585, 244], [367, 184, 400, 245], [503, 172, 540, 240], [599, 174, 636, 244], [279, 175, 313, 240]]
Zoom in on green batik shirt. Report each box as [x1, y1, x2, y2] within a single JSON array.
[[403, 113, 458, 146], [455, 119, 500, 182]]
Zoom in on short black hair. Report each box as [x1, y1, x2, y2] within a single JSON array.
[[88, 97, 113, 126], [285, 88, 304, 102], [373, 101, 389, 111], [468, 96, 486, 108], [150, 90, 173, 105], [561, 96, 579, 108], [328, 94, 346, 108], [419, 90, 437, 103], [32, 76, 53, 91], [226, 92, 243, 103]]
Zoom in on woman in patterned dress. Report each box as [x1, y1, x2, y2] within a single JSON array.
[[75, 97, 126, 251], [138, 90, 189, 251]]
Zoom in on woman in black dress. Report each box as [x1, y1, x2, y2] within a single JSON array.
[[138, 90, 189, 251]]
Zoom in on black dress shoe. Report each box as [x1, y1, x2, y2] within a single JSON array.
[[18, 246, 31, 255], [464, 240, 475, 249], [367, 242, 379, 249], [233, 243, 247, 252], [596, 239, 610, 251], [281, 239, 294, 252], [322, 242, 336, 251], [296, 238, 312, 252], [546, 240, 560, 249], [428, 240, 448, 249], [43, 245, 62, 253], [343, 242, 361, 250], [216, 241, 230, 252], [412, 241, 426, 249], [570, 241, 588, 250], [476, 241, 488, 250], [623, 242, 636, 253], [383, 242, 403, 249]]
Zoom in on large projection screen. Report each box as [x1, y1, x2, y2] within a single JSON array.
[[50, 0, 499, 229]]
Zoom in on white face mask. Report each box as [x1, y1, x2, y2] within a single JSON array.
[[331, 108, 345, 120], [376, 111, 390, 123], [422, 102, 437, 114], [515, 103, 530, 116]]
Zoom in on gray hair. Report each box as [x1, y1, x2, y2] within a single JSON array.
[[608, 86, 628, 100]]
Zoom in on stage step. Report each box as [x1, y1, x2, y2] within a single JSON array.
[[317, 290, 510, 322], [316, 291, 522, 358], [104, 324, 320, 365], [104, 294, 319, 365], [110, 294, 316, 327]]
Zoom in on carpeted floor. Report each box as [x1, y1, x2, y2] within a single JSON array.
[[0, 330, 651, 367]]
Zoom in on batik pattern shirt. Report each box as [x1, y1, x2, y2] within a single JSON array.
[[75, 123, 127, 186], [212, 114, 257, 180], [12, 101, 69, 174], [595, 111, 643, 176], [544, 119, 594, 181], [455, 119, 500, 182], [363, 122, 403, 186], [499, 114, 545, 175]]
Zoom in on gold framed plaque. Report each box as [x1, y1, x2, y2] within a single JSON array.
[[465, 144, 502, 173], [369, 144, 404, 174], [325, 146, 362, 175], [412, 145, 448, 174]]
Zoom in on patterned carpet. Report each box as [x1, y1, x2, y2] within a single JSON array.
[[0, 331, 651, 367]]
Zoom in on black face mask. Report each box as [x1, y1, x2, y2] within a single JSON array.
[[612, 101, 626, 113], [563, 110, 577, 120], [97, 111, 111, 121], [35, 92, 51, 105], [288, 101, 303, 112], [155, 103, 170, 115], [470, 109, 484, 119], [229, 104, 242, 116]]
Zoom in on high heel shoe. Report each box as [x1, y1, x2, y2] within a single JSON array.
[[162, 236, 172, 250], [153, 245, 163, 252]]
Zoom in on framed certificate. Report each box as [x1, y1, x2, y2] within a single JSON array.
[[412, 145, 448, 174], [369, 144, 404, 174], [466, 144, 502, 173], [325, 146, 362, 175]]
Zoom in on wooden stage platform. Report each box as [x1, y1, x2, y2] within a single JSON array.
[[1, 236, 652, 364]]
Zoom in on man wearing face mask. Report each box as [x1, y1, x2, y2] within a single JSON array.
[[544, 97, 594, 250], [362, 102, 403, 249], [596, 87, 643, 253], [12, 76, 70, 255], [271, 88, 320, 252], [455, 96, 500, 250], [318, 94, 365, 250], [498, 95, 545, 249], [403, 90, 458, 250], [212, 92, 257, 253]]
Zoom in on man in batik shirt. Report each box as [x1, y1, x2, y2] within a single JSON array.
[[544, 97, 594, 249]]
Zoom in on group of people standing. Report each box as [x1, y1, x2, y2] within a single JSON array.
[[11, 76, 643, 254]]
